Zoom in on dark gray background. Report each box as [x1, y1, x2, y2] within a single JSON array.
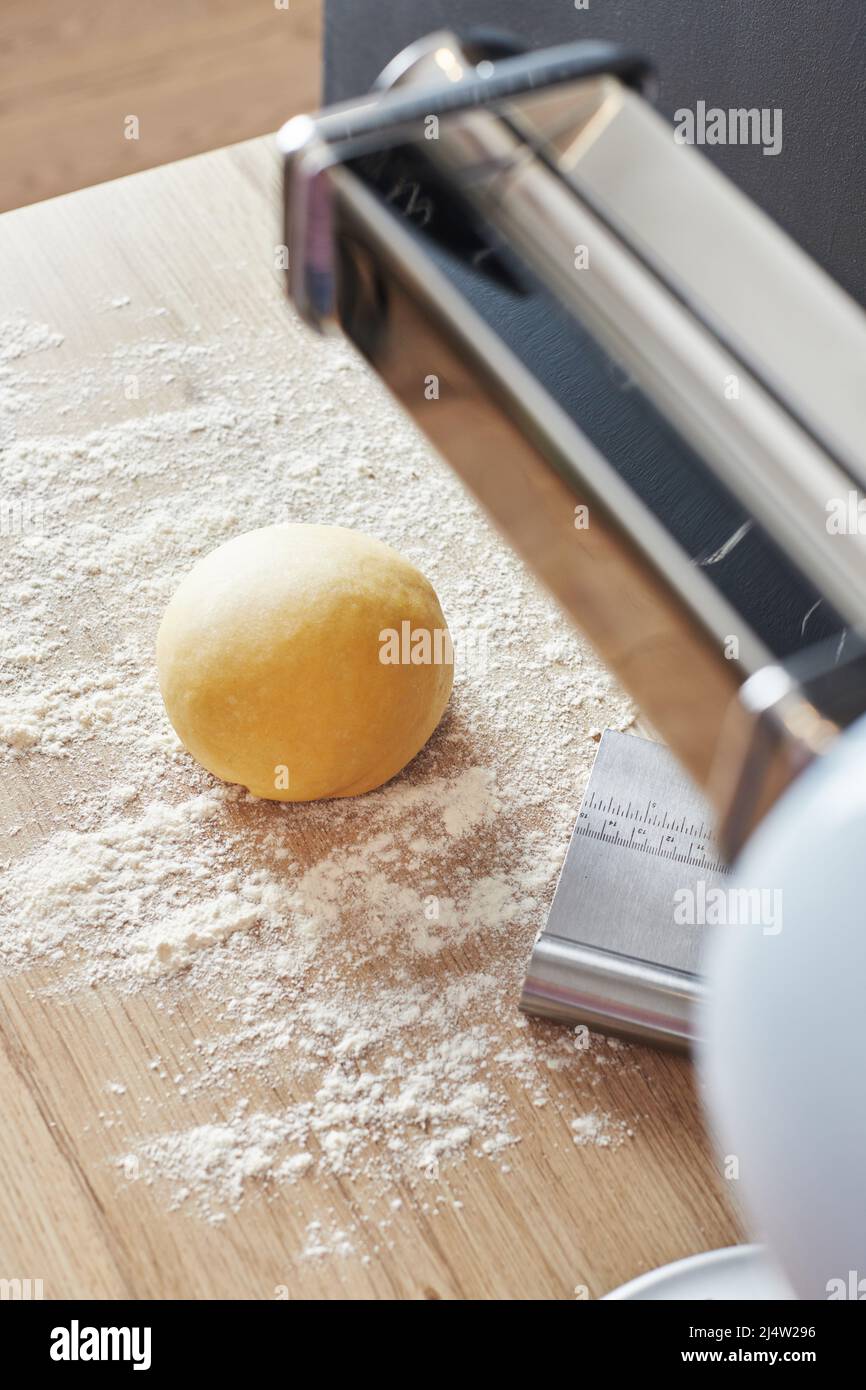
[[325, 0, 866, 309]]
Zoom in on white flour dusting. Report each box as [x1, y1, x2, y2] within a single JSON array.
[[0, 307, 637, 1232], [571, 1111, 632, 1147], [301, 1221, 356, 1261], [0, 315, 64, 364]]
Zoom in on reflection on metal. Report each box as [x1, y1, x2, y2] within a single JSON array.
[[521, 732, 720, 1048], [279, 31, 866, 859]]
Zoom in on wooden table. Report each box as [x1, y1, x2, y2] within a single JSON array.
[[0, 136, 743, 1299], [0, 0, 323, 211]]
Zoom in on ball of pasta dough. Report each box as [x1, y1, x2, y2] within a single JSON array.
[[157, 524, 453, 801]]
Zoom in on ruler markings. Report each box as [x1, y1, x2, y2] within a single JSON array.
[[575, 812, 728, 874]]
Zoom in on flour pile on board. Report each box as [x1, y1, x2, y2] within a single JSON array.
[[0, 315, 64, 364], [0, 307, 637, 1228]]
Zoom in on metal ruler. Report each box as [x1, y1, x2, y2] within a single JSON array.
[[574, 786, 727, 875], [520, 730, 729, 1049]]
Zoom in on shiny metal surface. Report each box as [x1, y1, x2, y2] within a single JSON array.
[[278, 33, 866, 856], [711, 634, 866, 856], [522, 936, 704, 1049], [323, 165, 756, 792], [520, 731, 723, 1048], [421, 78, 866, 623]]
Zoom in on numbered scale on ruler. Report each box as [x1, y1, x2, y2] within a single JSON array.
[[575, 785, 729, 874], [521, 730, 729, 1047]]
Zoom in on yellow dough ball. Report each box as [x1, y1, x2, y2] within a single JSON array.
[[156, 524, 453, 801]]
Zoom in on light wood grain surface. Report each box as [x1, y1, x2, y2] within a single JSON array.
[[0, 137, 743, 1300], [0, 0, 322, 212]]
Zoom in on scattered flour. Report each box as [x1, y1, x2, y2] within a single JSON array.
[[301, 1220, 356, 1261], [571, 1112, 629, 1148], [0, 307, 637, 1235], [0, 315, 64, 364]]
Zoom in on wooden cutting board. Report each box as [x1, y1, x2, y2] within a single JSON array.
[[0, 136, 742, 1299]]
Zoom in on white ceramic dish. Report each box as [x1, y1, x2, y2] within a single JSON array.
[[604, 1244, 795, 1300]]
